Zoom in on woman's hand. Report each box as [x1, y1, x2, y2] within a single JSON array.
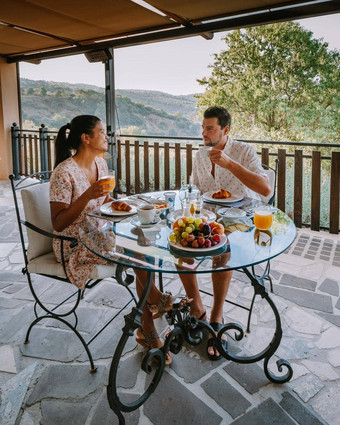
[[84, 180, 110, 201]]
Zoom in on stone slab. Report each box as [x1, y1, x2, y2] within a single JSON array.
[[0, 345, 17, 373], [223, 362, 269, 395], [41, 400, 92, 425], [290, 374, 324, 403], [201, 372, 251, 418], [89, 389, 140, 425], [0, 271, 27, 283], [280, 274, 317, 291], [273, 285, 333, 313], [170, 338, 219, 384], [231, 397, 296, 425], [317, 312, 340, 327], [21, 327, 85, 362], [319, 278, 339, 296], [143, 370, 222, 425], [310, 385, 340, 425], [3, 283, 25, 294], [315, 327, 340, 349], [27, 364, 106, 405], [0, 362, 37, 425]]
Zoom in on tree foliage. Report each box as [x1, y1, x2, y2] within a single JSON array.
[[197, 22, 340, 143]]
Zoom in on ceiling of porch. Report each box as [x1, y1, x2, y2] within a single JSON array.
[[1, 0, 340, 63]]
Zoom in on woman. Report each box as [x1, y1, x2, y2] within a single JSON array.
[[50, 114, 184, 365]]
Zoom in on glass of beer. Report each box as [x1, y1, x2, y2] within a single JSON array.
[[253, 206, 273, 230], [99, 170, 115, 193]]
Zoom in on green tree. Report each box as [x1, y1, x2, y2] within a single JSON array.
[[197, 22, 340, 142]]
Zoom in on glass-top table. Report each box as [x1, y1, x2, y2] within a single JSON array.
[[79, 193, 296, 424]]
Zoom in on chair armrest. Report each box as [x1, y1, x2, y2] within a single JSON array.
[[21, 219, 78, 248]]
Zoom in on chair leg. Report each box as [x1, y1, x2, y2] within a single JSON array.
[[24, 315, 97, 373]]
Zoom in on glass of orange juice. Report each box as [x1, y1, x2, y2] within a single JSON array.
[[253, 206, 273, 230], [99, 170, 115, 193]]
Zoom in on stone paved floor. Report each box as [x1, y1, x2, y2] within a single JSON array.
[[0, 180, 339, 425]]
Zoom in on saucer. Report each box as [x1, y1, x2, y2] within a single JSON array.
[[130, 215, 161, 228]]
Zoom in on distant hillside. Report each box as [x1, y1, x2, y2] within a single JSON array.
[[19, 78, 201, 136]]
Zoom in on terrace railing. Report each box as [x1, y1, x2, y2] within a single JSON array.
[[11, 124, 340, 234]]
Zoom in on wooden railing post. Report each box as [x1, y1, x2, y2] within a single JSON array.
[[154, 142, 160, 191], [144, 141, 150, 192], [117, 139, 122, 193], [164, 142, 170, 190], [134, 140, 140, 193], [311, 150, 321, 231], [277, 148, 286, 212], [294, 150, 303, 227], [39, 124, 48, 173], [175, 143, 181, 189], [261, 147, 269, 166], [186, 144, 193, 184], [11, 123, 20, 178], [125, 140, 131, 195], [329, 151, 340, 234]]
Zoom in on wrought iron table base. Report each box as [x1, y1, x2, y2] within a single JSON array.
[[107, 268, 293, 424]]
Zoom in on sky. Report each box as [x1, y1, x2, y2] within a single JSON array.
[[19, 13, 340, 96]]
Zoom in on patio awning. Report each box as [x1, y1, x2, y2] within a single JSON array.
[[1, 0, 340, 62]]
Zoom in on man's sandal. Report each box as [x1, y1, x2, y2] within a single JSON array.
[[136, 328, 172, 365], [148, 293, 192, 319], [207, 322, 228, 361]]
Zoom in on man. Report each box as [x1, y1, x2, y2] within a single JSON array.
[[180, 106, 271, 360]]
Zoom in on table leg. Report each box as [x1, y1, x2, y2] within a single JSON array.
[[106, 270, 169, 424], [200, 266, 293, 383]]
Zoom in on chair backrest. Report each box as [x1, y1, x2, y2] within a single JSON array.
[[259, 160, 278, 206], [21, 181, 53, 260]]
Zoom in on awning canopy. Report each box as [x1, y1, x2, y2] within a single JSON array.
[[1, 0, 340, 63]]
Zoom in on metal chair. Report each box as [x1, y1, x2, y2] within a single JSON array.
[[9, 172, 136, 372]]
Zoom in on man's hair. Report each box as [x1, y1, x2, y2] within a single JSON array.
[[204, 106, 231, 129]]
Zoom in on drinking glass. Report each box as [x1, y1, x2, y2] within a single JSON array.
[[99, 170, 116, 193], [253, 206, 273, 230]]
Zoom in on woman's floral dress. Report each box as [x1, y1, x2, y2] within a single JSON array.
[[50, 156, 110, 289]]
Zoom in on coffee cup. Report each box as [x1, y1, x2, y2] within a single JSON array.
[[137, 204, 156, 225], [199, 146, 212, 159]]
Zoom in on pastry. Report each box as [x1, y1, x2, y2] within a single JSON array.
[[111, 200, 132, 212], [212, 189, 231, 199]]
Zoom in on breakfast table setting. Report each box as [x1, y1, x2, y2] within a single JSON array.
[[79, 185, 296, 424]]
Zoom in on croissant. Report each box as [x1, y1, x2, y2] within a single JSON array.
[[212, 189, 231, 199], [111, 200, 132, 212]]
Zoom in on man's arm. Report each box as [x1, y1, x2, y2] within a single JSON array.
[[209, 149, 271, 197]]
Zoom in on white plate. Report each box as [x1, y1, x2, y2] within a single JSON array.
[[217, 207, 246, 218], [203, 191, 243, 204], [168, 234, 227, 253], [100, 203, 137, 216], [133, 197, 169, 213], [167, 209, 217, 223], [130, 215, 161, 228]]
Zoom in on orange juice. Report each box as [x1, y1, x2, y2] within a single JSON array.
[[254, 209, 272, 230], [99, 175, 116, 192]]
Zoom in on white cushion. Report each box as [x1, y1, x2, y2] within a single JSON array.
[[28, 251, 117, 279], [259, 169, 275, 205], [21, 182, 53, 261]]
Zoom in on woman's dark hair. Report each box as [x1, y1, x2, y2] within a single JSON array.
[[54, 115, 101, 168], [204, 106, 231, 129]]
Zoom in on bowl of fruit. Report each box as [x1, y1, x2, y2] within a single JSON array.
[[168, 216, 227, 252]]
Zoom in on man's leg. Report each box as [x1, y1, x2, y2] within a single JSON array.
[[208, 270, 232, 358]]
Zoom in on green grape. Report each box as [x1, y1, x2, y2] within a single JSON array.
[[173, 228, 180, 235], [178, 219, 184, 226], [181, 231, 188, 239], [194, 218, 202, 226], [169, 234, 177, 243], [186, 226, 193, 234], [187, 217, 194, 224], [189, 223, 195, 230]]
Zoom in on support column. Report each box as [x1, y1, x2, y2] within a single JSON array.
[[0, 58, 20, 180], [105, 49, 117, 179]]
